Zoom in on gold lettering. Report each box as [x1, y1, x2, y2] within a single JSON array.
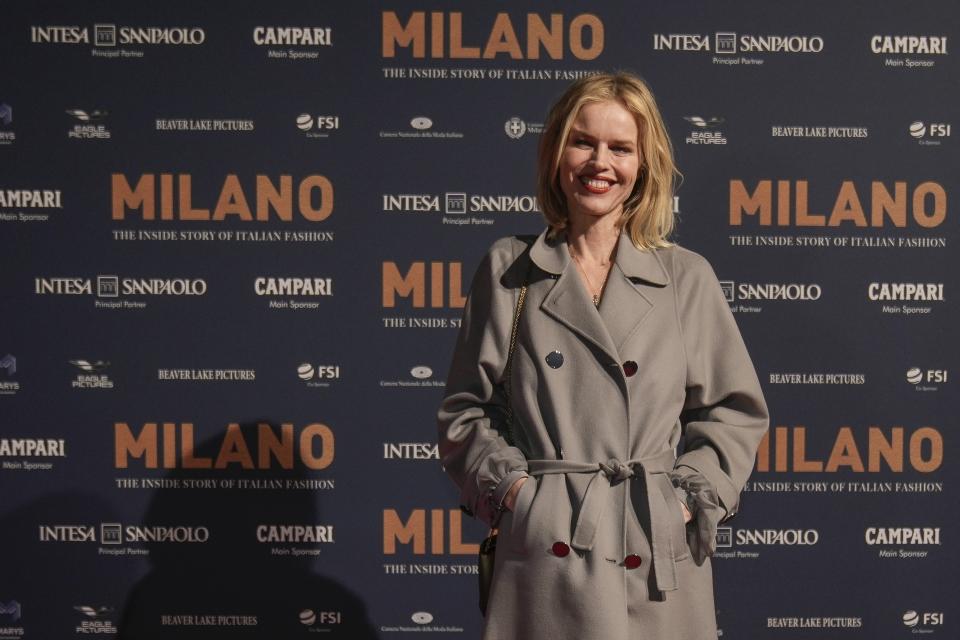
[[913, 181, 946, 228], [910, 426, 943, 472], [448, 509, 480, 554], [213, 174, 253, 221], [825, 427, 865, 472], [431, 508, 445, 554], [114, 422, 157, 468], [568, 14, 603, 60], [871, 181, 906, 227], [300, 423, 335, 469], [484, 13, 522, 59], [298, 175, 334, 221], [383, 262, 425, 307], [256, 175, 293, 221], [829, 181, 867, 226], [215, 423, 255, 468], [181, 423, 212, 469], [449, 12, 480, 58], [526, 13, 562, 59], [178, 175, 210, 221], [258, 423, 294, 468], [793, 426, 823, 472], [112, 174, 154, 220], [729, 179, 772, 225], [868, 426, 903, 472], [382, 11, 425, 58], [383, 509, 425, 554]]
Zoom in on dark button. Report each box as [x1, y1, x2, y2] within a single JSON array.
[[622, 361, 638, 377], [552, 541, 570, 557], [624, 554, 642, 569], [459, 505, 474, 517], [545, 351, 564, 369]]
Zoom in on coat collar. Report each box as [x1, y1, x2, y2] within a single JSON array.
[[529, 228, 670, 286], [529, 227, 669, 364]]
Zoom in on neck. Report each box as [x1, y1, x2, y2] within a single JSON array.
[[566, 212, 620, 265]]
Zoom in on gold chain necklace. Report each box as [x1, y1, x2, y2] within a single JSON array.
[[569, 248, 613, 308]]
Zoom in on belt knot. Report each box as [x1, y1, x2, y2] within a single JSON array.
[[599, 459, 633, 483]]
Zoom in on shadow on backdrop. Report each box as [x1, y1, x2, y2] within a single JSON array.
[[117, 420, 378, 639]]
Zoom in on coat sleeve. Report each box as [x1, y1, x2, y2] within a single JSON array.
[[671, 250, 769, 529], [438, 238, 529, 526]]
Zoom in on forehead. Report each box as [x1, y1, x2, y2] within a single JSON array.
[[570, 99, 638, 139]]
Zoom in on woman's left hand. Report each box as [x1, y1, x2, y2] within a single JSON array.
[[502, 477, 528, 512], [679, 499, 693, 524]]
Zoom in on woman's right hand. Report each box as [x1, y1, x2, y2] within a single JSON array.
[[502, 477, 528, 511]]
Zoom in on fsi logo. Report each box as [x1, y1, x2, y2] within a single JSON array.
[[906, 368, 947, 384], [909, 122, 951, 138], [902, 610, 944, 630], [297, 363, 341, 386], [295, 114, 340, 132], [906, 367, 947, 393], [909, 121, 951, 147]]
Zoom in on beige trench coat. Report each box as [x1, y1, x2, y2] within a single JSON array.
[[438, 230, 769, 640]]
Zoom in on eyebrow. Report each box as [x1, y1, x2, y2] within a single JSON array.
[[569, 128, 636, 147]]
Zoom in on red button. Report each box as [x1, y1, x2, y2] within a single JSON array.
[[552, 541, 570, 557], [623, 361, 638, 377], [624, 554, 642, 569]]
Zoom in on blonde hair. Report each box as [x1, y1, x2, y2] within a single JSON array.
[[537, 71, 679, 250]]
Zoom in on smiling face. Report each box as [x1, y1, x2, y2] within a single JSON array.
[[558, 99, 642, 228]]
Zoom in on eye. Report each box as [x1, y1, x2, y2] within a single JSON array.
[[612, 145, 633, 155], [572, 138, 592, 148]]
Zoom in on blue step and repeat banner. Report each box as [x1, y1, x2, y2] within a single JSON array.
[[1, 1, 956, 638]]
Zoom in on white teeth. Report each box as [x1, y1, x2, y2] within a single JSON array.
[[581, 177, 612, 189]]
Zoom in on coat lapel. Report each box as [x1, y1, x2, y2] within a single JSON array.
[[598, 232, 670, 350], [530, 230, 620, 363], [530, 229, 672, 359]]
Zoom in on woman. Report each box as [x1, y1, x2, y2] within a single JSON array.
[[438, 72, 768, 640]]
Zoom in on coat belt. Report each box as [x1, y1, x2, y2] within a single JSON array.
[[526, 448, 679, 592]]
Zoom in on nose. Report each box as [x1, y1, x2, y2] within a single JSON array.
[[590, 144, 612, 168]]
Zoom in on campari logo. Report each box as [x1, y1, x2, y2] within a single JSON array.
[[253, 27, 332, 46], [872, 36, 947, 54]]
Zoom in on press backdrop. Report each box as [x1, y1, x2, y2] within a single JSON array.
[[1, 1, 956, 638]]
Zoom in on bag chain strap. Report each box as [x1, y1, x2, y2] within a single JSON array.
[[502, 280, 527, 447]]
